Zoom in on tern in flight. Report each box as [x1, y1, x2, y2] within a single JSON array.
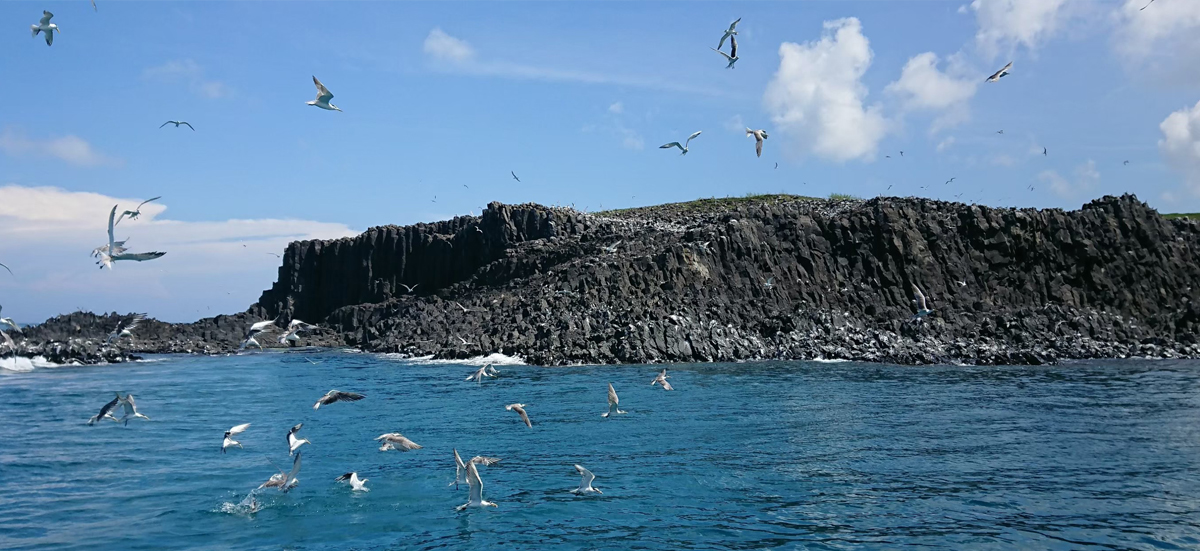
[[117, 393, 150, 426], [602, 383, 626, 418], [746, 128, 768, 157], [987, 61, 1012, 82], [717, 17, 740, 50], [287, 423, 310, 455], [505, 403, 532, 428], [336, 472, 369, 492], [240, 320, 277, 351], [711, 35, 739, 68], [399, 283, 418, 294], [159, 121, 194, 131], [115, 197, 162, 225], [456, 462, 497, 510], [97, 206, 166, 270], [466, 364, 499, 383], [451, 449, 501, 489], [377, 433, 423, 452], [280, 319, 317, 345], [312, 390, 365, 410], [87, 393, 123, 425], [570, 465, 602, 494], [651, 369, 673, 390], [511, 171, 520, 182], [106, 313, 146, 344], [912, 285, 934, 321], [222, 423, 250, 453], [307, 76, 341, 111], [660, 131, 703, 155], [31, 11, 59, 46]]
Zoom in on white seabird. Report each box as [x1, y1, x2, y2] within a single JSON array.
[[912, 285, 934, 320], [279, 319, 317, 344], [287, 423, 310, 455], [307, 76, 342, 112], [106, 313, 146, 344], [31, 11, 60, 46], [159, 121, 194, 131], [746, 128, 768, 157], [376, 432, 422, 452], [118, 393, 150, 425], [466, 363, 498, 383], [651, 369, 673, 391], [222, 423, 251, 453], [602, 383, 626, 418], [451, 449, 501, 489], [240, 320, 277, 351], [87, 392, 123, 425], [115, 196, 162, 225], [456, 462, 497, 510], [335, 472, 369, 492], [96, 206, 166, 270], [711, 35, 739, 69], [505, 403, 532, 428], [398, 283, 418, 294], [259, 453, 301, 492], [0, 305, 21, 334], [718, 17, 740, 50], [91, 238, 127, 259], [570, 464, 602, 494], [986, 61, 1012, 82], [659, 131, 703, 156], [313, 389, 365, 410]]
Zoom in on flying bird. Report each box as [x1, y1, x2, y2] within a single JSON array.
[[511, 171, 520, 182], [96, 206, 166, 269], [0, 305, 22, 334], [717, 17, 740, 50], [996, 130, 1004, 135], [746, 128, 768, 157], [287, 423, 310, 455], [912, 285, 934, 320], [313, 390, 365, 410], [117, 394, 150, 426], [660, 131, 703, 155], [115, 197, 162, 226], [451, 449, 501, 489], [1124, 160, 1130, 165], [307, 76, 341, 111], [31, 11, 59, 46], [456, 462, 498, 510], [159, 121, 194, 131], [711, 35, 739, 69], [570, 464, 602, 494], [465, 364, 498, 383], [376, 432, 422, 452], [91, 0, 96, 10], [1141, 0, 1156, 10], [505, 403, 532, 428], [1043, 147, 1048, 156], [450, 301, 472, 313], [106, 313, 146, 344], [986, 61, 1012, 82], [399, 283, 418, 294], [651, 369, 673, 390], [280, 319, 317, 345], [602, 383, 626, 418], [240, 320, 277, 351], [87, 393, 124, 425], [335, 472, 369, 492], [222, 423, 251, 453], [774, 162, 778, 169], [260, 453, 301, 492]]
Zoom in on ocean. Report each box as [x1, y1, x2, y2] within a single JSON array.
[[2, 352, 1198, 550]]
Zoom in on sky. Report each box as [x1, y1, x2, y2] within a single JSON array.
[[2, 0, 1199, 323]]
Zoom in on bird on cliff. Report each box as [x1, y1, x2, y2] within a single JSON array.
[[117, 393, 150, 426], [97, 206, 166, 270], [287, 423, 310, 455], [711, 35, 739, 68], [912, 285, 934, 321], [660, 131, 703, 155], [159, 121, 194, 131], [31, 11, 59, 46], [240, 320, 277, 351], [313, 389, 365, 410], [0, 306, 21, 334], [376, 432, 422, 452], [746, 128, 768, 157], [456, 461, 497, 510], [115, 197, 162, 225], [571, 464, 602, 494], [307, 76, 341, 111], [505, 403, 532, 427], [87, 393, 124, 425], [106, 313, 146, 344], [222, 423, 251, 453], [451, 449, 501, 490], [336, 472, 369, 492], [602, 383, 626, 418], [718, 17, 740, 49], [651, 369, 673, 390], [986, 61, 1012, 82]]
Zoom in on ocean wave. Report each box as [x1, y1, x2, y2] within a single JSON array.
[[378, 352, 527, 366], [811, 357, 851, 363], [0, 356, 64, 372]]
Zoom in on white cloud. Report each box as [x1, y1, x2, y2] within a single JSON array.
[[423, 28, 476, 64], [608, 102, 624, 114], [763, 18, 888, 163], [0, 128, 120, 167], [970, 0, 1071, 57], [1159, 100, 1200, 195], [1039, 159, 1099, 198], [1114, 0, 1200, 83], [142, 59, 232, 99], [936, 136, 957, 152], [0, 185, 356, 322], [885, 52, 979, 131]]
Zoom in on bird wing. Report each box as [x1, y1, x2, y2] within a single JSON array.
[[659, 142, 683, 150], [470, 456, 501, 466], [575, 464, 596, 485], [159, 121, 171, 128], [40, 11, 53, 25], [136, 196, 162, 211], [125, 313, 147, 332], [512, 406, 531, 427], [333, 391, 365, 403], [98, 393, 122, 417], [0, 330, 11, 350], [45, 30, 53, 46], [913, 285, 928, 311], [313, 76, 334, 103], [685, 131, 702, 148], [756, 137, 763, 157], [729, 35, 737, 58], [289, 423, 303, 439], [1001, 61, 1012, 73], [718, 34, 729, 50], [0, 262, 12, 277], [662, 379, 674, 391], [711, 47, 732, 61], [229, 423, 251, 435], [729, 17, 741, 31], [607, 383, 618, 406], [106, 205, 117, 254], [182, 122, 194, 131], [112, 252, 166, 262], [467, 462, 483, 502], [454, 448, 466, 470], [285, 453, 302, 487], [335, 472, 354, 482]]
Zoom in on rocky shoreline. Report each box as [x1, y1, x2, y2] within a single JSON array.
[[8, 194, 1200, 367]]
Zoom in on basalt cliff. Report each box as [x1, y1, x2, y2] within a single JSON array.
[[15, 194, 1200, 366]]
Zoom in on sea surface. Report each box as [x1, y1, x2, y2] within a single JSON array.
[[2, 352, 1199, 550]]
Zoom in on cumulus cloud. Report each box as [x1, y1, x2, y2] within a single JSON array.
[[1114, 0, 1200, 83], [885, 52, 979, 131], [0, 128, 120, 167], [423, 28, 476, 64], [970, 0, 1071, 57], [763, 18, 888, 162], [1159, 100, 1200, 195], [0, 185, 356, 322], [1039, 159, 1099, 198], [142, 59, 231, 99]]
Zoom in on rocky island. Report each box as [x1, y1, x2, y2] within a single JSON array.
[[11, 193, 1200, 366]]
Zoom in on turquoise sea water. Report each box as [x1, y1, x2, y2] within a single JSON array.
[[2, 352, 1199, 550]]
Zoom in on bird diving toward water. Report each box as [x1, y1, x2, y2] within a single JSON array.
[[571, 465, 602, 494], [718, 17, 740, 50], [986, 61, 1012, 82], [87, 393, 123, 425], [222, 423, 250, 453], [746, 128, 768, 157], [912, 285, 934, 321], [106, 313, 146, 344], [377, 432, 423, 452], [336, 472, 369, 492], [602, 383, 626, 418], [307, 76, 341, 111], [451, 449, 501, 490], [96, 206, 166, 270], [511, 171, 520, 182], [117, 393, 150, 426], [505, 403, 532, 428], [711, 35, 739, 69], [259, 453, 301, 492], [456, 462, 497, 510], [660, 131, 703, 155], [115, 196, 162, 225], [159, 121, 194, 131], [31, 11, 59, 46], [651, 369, 673, 390], [313, 390, 365, 410], [287, 423, 310, 455]]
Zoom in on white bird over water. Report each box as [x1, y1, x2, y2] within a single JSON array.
[[287, 423, 310, 455], [570, 464, 602, 494], [451, 449, 501, 489], [335, 472, 369, 492], [87, 392, 123, 425], [118, 393, 150, 426], [602, 383, 626, 418], [115, 196, 162, 225], [711, 35, 739, 69], [505, 403, 532, 428], [97, 206, 166, 270], [259, 453, 301, 492], [986, 61, 1012, 82], [456, 462, 498, 510], [307, 76, 342, 111], [746, 128, 769, 157], [660, 131, 702, 155], [717, 17, 740, 50], [31, 11, 60, 46], [222, 423, 250, 453], [106, 313, 146, 344], [239, 320, 277, 351], [376, 433, 422, 452], [159, 121, 194, 131], [651, 369, 673, 390], [466, 363, 499, 383], [312, 389, 365, 410], [279, 319, 317, 344]]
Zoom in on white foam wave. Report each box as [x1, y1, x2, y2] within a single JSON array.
[[377, 352, 526, 366], [0, 355, 64, 372], [811, 357, 851, 363]]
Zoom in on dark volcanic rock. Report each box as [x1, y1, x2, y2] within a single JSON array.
[[11, 194, 1200, 366]]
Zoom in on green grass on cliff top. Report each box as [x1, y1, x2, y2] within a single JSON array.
[[597, 193, 853, 217], [1163, 213, 1200, 220]]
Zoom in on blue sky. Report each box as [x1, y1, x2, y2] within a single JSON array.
[[2, 0, 1199, 322]]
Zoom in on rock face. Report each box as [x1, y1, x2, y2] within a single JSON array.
[[11, 194, 1200, 366]]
